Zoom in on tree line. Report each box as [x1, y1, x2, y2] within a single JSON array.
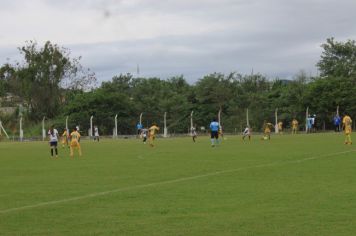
[[1, 38, 356, 136]]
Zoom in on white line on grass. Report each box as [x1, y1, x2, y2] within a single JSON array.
[[0, 149, 353, 214]]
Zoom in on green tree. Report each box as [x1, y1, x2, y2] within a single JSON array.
[[194, 73, 236, 128], [64, 89, 134, 135], [317, 38, 356, 77], [0, 64, 16, 97], [13, 40, 96, 120]]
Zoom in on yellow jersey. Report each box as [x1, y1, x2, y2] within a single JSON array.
[[343, 115, 352, 134], [278, 122, 283, 130], [70, 131, 81, 141], [292, 119, 298, 128], [149, 125, 160, 136], [343, 115, 352, 126], [264, 123, 273, 133]]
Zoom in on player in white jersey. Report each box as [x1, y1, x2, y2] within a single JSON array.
[[94, 126, 99, 142], [141, 128, 148, 144], [242, 127, 251, 141], [191, 126, 197, 142], [48, 125, 59, 158]]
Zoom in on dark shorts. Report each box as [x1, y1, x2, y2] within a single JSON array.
[[211, 131, 218, 139], [50, 141, 58, 147]]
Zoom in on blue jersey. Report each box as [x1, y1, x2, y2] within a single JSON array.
[[136, 123, 143, 130], [333, 116, 341, 125], [307, 118, 313, 128], [210, 121, 219, 132]]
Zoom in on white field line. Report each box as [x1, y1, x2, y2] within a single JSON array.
[[0, 150, 353, 214]]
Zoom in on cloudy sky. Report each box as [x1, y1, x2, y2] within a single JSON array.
[[0, 0, 355, 83]]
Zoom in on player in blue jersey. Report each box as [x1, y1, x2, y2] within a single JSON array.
[[136, 122, 143, 137], [333, 114, 341, 132], [306, 115, 313, 133], [210, 118, 220, 147]]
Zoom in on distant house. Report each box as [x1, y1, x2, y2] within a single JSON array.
[[279, 79, 292, 85], [0, 93, 23, 116], [0, 93, 22, 103], [0, 107, 16, 115]]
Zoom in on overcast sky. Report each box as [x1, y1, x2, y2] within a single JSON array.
[[0, 0, 355, 83]]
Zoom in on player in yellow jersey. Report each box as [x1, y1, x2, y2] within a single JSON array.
[[262, 121, 273, 140], [70, 127, 82, 157], [148, 123, 160, 147], [342, 113, 352, 145], [61, 129, 69, 148], [278, 121, 283, 134], [291, 118, 298, 134]]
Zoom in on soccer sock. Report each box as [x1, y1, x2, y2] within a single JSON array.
[[211, 139, 214, 145], [51, 149, 53, 157], [55, 148, 58, 155]]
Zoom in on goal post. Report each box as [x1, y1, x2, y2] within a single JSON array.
[[163, 112, 168, 138], [275, 108, 279, 133], [0, 120, 10, 139], [246, 108, 250, 127], [190, 110, 194, 135]]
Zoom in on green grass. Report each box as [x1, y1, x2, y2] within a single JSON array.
[[0, 133, 356, 235]]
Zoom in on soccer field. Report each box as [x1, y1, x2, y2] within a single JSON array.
[[1, 133, 356, 235]]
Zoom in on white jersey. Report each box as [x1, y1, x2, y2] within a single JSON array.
[[48, 129, 59, 142], [141, 129, 148, 137], [94, 127, 99, 136], [243, 127, 250, 135]]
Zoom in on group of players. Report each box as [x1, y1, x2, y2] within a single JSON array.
[[48, 126, 82, 158], [239, 114, 352, 144], [137, 123, 160, 147], [208, 118, 300, 146], [46, 113, 353, 157], [48, 124, 104, 158], [258, 118, 301, 140]]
